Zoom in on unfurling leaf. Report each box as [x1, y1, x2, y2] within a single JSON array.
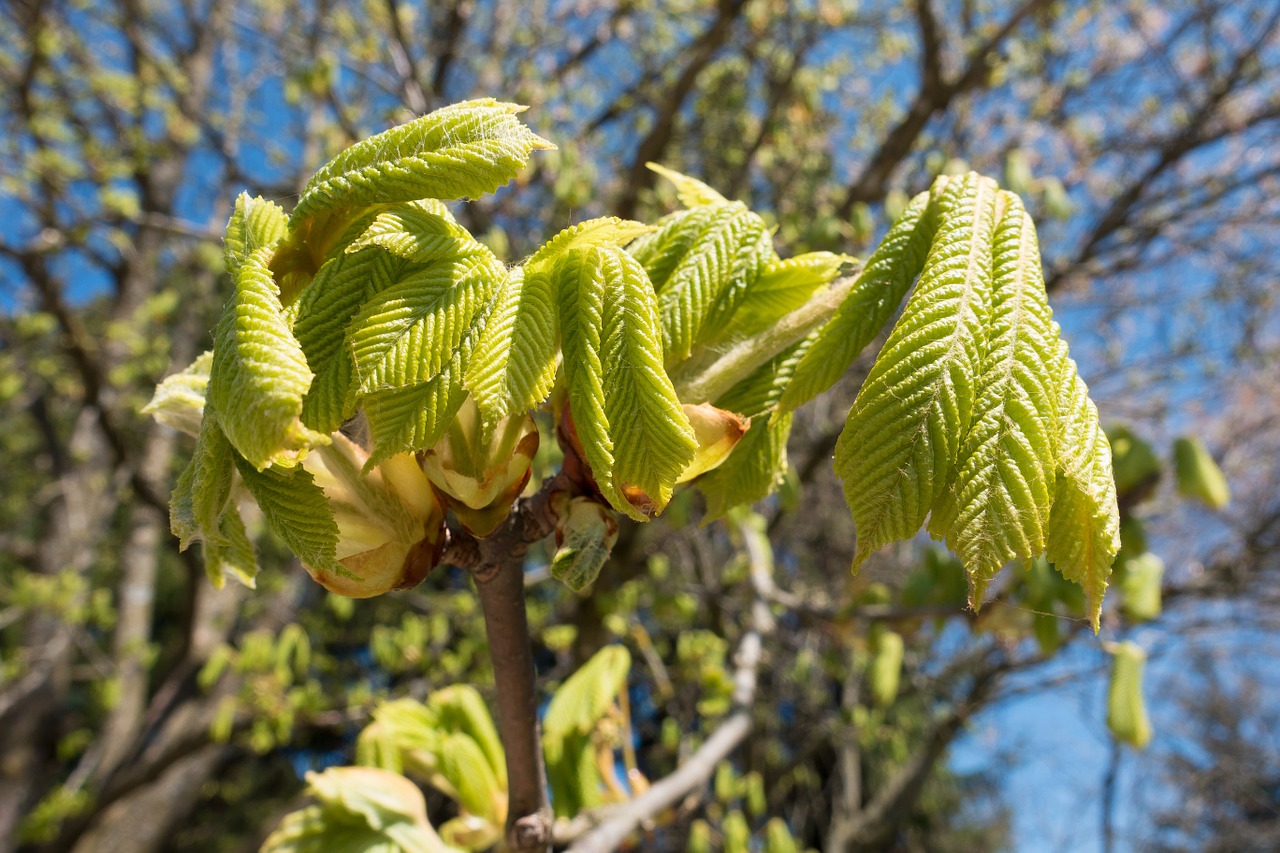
[[421, 397, 538, 537], [837, 173, 998, 570], [143, 351, 212, 437], [207, 247, 325, 469], [550, 495, 620, 592], [260, 766, 456, 853], [929, 192, 1060, 605], [1107, 642, 1152, 749], [223, 192, 287, 279], [1120, 553, 1164, 622], [646, 162, 730, 207], [291, 98, 553, 226], [1046, 343, 1120, 631], [556, 246, 696, 520], [1173, 435, 1231, 509]]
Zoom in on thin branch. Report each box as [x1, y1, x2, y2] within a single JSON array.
[[563, 514, 774, 852]]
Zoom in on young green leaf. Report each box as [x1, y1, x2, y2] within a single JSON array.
[[143, 351, 213, 438], [725, 251, 853, 336], [696, 412, 793, 522], [646, 162, 729, 207], [836, 173, 998, 570], [1172, 435, 1231, 509], [653, 203, 770, 365], [203, 508, 260, 590], [224, 192, 287, 278], [1045, 343, 1120, 631], [207, 247, 324, 469], [344, 199, 486, 264], [556, 246, 696, 520], [234, 455, 342, 578], [713, 334, 816, 420], [291, 99, 553, 225], [294, 249, 398, 434], [627, 206, 720, 291], [465, 218, 651, 427], [779, 186, 942, 413], [1106, 642, 1152, 749], [348, 252, 505, 395], [360, 356, 471, 468], [929, 192, 1060, 605], [169, 415, 235, 551]]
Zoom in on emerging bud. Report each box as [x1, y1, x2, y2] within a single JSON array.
[[421, 397, 539, 537], [302, 432, 445, 597], [550, 494, 619, 592], [676, 403, 749, 483]]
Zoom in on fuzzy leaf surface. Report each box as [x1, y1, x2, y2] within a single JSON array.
[[556, 247, 695, 520], [929, 192, 1061, 604], [291, 99, 553, 224], [207, 247, 322, 469], [836, 174, 998, 569]]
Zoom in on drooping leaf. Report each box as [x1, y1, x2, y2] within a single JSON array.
[[207, 247, 324, 469], [294, 249, 399, 433], [929, 192, 1061, 605], [526, 217, 654, 272], [626, 206, 720, 292], [344, 199, 485, 264], [291, 99, 553, 225], [653, 203, 770, 364], [1107, 642, 1152, 750], [646, 162, 729, 207], [435, 733, 504, 824], [556, 246, 696, 520], [1045, 342, 1120, 631], [361, 367, 471, 468], [348, 252, 505, 395], [425, 685, 506, 788], [169, 416, 233, 547], [1120, 552, 1164, 622], [697, 412, 793, 522], [836, 173, 998, 569], [203, 507, 260, 590], [779, 186, 943, 413], [143, 351, 213, 438], [224, 192, 287, 278], [234, 455, 342, 577]]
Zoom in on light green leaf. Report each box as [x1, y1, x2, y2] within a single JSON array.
[[143, 351, 213, 437], [725, 251, 854, 337], [526, 217, 654, 272], [1120, 552, 1164, 622], [1173, 435, 1231, 509], [224, 192, 287, 278], [697, 412, 793, 522], [1107, 642, 1152, 749], [1045, 343, 1120, 631], [203, 506, 259, 590], [361, 361, 470, 467], [294, 249, 399, 433], [544, 646, 631, 745], [344, 200, 486, 264], [436, 733, 503, 824], [653, 203, 770, 365], [556, 247, 696, 520], [929, 192, 1060, 605], [779, 186, 942, 413], [207, 247, 324, 469], [464, 266, 557, 427], [291, 99, 553, 225], [425, 685, 506, 788], [169, 415, 235, 551], [836, 173, 998, 570], [234, 455, 341, 576], [646, 162, 730, 207], [627, 206, 720, 292], [348, 252, 505, 395]]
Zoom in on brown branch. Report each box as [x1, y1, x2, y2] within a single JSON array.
[[383, 0, 429, 114]]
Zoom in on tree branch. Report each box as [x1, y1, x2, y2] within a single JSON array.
[[563, 514, 774, 852]]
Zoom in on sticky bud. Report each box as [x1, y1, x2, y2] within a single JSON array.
[[421, 397, 539, 537], [676, 403, 749, 483], [301, 432, 445, 598], [550, 494, 619, 592]]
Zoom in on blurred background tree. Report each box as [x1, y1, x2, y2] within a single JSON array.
[[1, 0, 1277, 851]]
